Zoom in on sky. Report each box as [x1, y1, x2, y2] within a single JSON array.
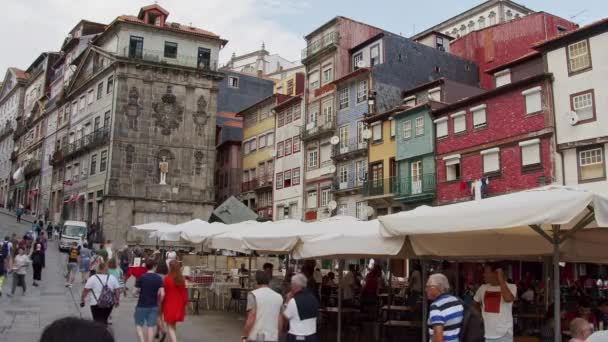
[[1, 0, 606, 75]]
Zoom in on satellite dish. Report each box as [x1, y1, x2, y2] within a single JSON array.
[[269, 149, 276, 157], [328, 165, 337, 173], [362, 129, 372, 140], [330, 136, 340, 145], [356, 60, 367, 69], [328, 200, 337, 210], [365, 205, 375, 217], [566, 111, 579, 125]]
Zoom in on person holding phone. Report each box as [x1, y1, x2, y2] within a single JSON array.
[[474, 263, 517, 342]]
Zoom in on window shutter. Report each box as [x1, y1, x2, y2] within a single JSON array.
[[390, 119, 395, 137], [523, 87, 542, 115], [472, 107, 487, 128], [372, 123, 382, 141], [453, 116, 466, 133], [520, 140, 540, 166], [482, 150, 500, 173], [435, 120, 448, 138]]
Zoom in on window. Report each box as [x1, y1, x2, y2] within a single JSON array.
[[228, 76, 239, 88], [578, 147, 605, 182], [339, 88, 349, 110], [128, 36, 144, 59], [276, 173, 283, 189], [357, 121, 366, 144], [523, 87, 542, 115], [403, 96, 416, 107], [356, 81, 368, 103], [90, 154, 97, 175], [308, 71, 319, 90], [471, 104, 487, 129], [293, 105, 301, 120], [79, 96, 86, 111], [100, 150, 108, 172], [322, 65, 333, 83], [197, 47, 211, 69], [520, 139, 541, 169], [307, 190, 317, 209], [495, 69, 511, 87], [292, 168, 300, 185], [286, 80, 294, 95], [322, 100, 333, 124], [506, 10, 513, 21], [104, 110, 111, 127], [468, 20, 475, 31], [293, 135, 300, 153], [106, 76, 113, 94], [338, 204, 348, 216], [370, 45, 380, 66], [338, 126, 348, 150], [339, 165, 348, 183], [277, 141, 284, 158], [96, 82, 103, 100], [436, 36, 445, 50], [267, 133, 274, 146], [356, 160, 367, 185], [371, 122, 382, 142], [478, 16, 486, 29], [277, 112, 285, 127], [94, 117, 101, 131], [87, 89, 95, 105], [444, 155, 461, 182], [164, 42, 178, 58], [402, 120, 412, 140], [320, 188, 331, 207], [452, 111, 466, 134], [307, 150, 318, 169], [489, 12, 497, 26], [415, 116, 424, 136], [482, 148, 500, 175], [308, 108, 318, 126], [428, 88, 441, 101], [353, 53, 363, 70], [285, 107, 293, 124], [284, 170, 292, 188], [356, 201, 367, 220], [571, 90, 595, 122], [259, 134, 267, 148], [284, 138, 292, 156]]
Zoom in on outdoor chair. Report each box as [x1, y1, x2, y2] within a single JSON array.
[[229, 288, 248, 312], [187, 288, 201, 315]]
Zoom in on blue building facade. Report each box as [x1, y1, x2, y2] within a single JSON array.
[[217, 70, 274, 113]]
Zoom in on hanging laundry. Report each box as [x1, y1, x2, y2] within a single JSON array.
[[473, 179, 482, 201], [481, 177, 489, 199], [460, 180, 466, 191]]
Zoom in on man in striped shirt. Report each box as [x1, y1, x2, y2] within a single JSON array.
[[426, 273, 464, 342]]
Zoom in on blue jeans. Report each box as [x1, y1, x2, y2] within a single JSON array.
[[486, 334, 513, 342], [134, 306, 159, 327]]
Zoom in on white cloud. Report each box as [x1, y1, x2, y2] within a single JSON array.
[[0, 0, 305, 73]]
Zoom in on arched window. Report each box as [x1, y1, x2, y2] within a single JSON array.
[[452, 28, 459, 37], [514, 13, 521, 19], [468, 20, 475, 31], [489, 11, 497, 26], [506, 10, 513, 21], [460, 24, 467, 36], [478, 16, 486, 29]]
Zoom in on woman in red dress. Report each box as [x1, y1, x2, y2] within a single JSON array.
[[162, 260, 188, 342]]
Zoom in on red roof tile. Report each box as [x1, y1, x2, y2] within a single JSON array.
[[116, 15, 220, 39], [9, 68, 28, 80]]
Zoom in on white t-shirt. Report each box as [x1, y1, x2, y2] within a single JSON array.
[[283, 298, 317, 336], [474, 283, 517, 338], [246, 287, 283, 341], [587, 331, 608, 342], [84, 274, 121, 306]]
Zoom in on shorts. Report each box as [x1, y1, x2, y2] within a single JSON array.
[[79, 259, 89, 273], [67, 262, 78, 274], [134, 306, 159, 327]]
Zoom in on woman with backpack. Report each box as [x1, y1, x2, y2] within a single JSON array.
[[80, 262, 121, 325], [31, 242, 45, 287]]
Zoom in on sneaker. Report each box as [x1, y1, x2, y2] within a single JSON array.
[[67, 284, 72, 288], [65, 283, 70, 287]]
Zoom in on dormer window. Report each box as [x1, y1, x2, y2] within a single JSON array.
[[494, 69, 511, 87]]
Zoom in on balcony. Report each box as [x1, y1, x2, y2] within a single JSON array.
[[332, 176, 364, 196], [301, 119, 336, 141], [120, 48, 218, 71], [255, 176, 273, 191], [24, 159, 41, 178], [301, 31, 339, 62], [331, 138, 368, 161], [363, 177, 398, 198], [59, 128, 110, 163], [394, 174, 436, 204], [241, 179, 258, 193]]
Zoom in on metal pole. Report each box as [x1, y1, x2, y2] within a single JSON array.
[[421, 259, 428, 342], [248, 254, 252, 289], [552, 225, 561, 342], [337, 259, 343, 342]]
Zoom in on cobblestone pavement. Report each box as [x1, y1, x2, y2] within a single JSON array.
[[0, 212, 244, 342]]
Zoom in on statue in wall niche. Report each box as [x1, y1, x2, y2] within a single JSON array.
[[192, 95, 210, 136], [124, 87, 142, 131], [159, 157, 169, 185], [152, 86, 184, 136]]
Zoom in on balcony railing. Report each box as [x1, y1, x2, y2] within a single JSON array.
[[394, 174, 436, 202], [331, 138, 368, 160], [363, 177, 398, 197], [301, 119, 336, 141], [24, 159, 41, 177], [120, 47, 218, 71], [332, 176, 364, 194], [241, 177, 273, 193], [302, 31, 339, 61], [58, 128, 110, 163]]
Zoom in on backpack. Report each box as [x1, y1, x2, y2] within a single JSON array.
[[0, 241, 8, 259], [92, 275, 115, 309], [458, 299, 484, 342]]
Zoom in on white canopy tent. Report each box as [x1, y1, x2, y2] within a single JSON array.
[[379, 186, 608, 342], [131, 222, 175, 232]]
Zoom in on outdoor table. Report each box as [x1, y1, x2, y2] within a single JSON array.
[[381, 305, 414, 321], [125, 266, 147, 281]]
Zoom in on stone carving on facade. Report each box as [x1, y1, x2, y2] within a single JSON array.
[[124, 87, 142, 131], [194, 151, 204, 176], [152, 86, 184, 136], [192, 95, 210, 136], [108, 178, 120, 195]]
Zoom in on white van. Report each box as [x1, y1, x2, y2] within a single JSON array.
[[59, 221, 87, 251]]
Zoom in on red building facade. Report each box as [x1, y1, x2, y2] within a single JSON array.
[[449, 12, 577, 89], [433, 67, 555, 205]]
